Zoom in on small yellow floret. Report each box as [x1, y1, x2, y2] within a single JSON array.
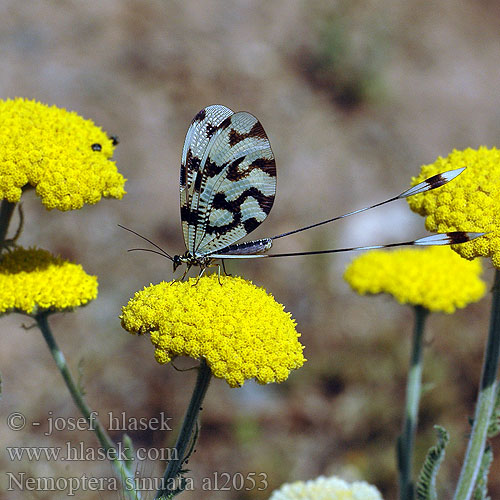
[[0, 247, 98, 315], [344, 246, 485, 313], [407, 147, 499, 266], [120, 275, 305, 388], [268, 475, 383, 500], [0, 98, 125, 210]]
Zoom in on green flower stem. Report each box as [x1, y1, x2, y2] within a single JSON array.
[[398, 305, 429, 500], [453, 268, 500, 500], [155, 359, 212, 499], [35, 312, 141, 500], [0, 199, 16, 245]]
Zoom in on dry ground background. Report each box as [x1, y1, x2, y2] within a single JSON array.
[[1, 1, 500, 499]]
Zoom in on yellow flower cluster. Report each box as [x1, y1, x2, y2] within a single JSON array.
[[344, 247, 485, 313], [268, 476, 383, 500], [407, 147, 498, 266], [120, 275, 305, 388], [0, 98, 126, 210], [0, 247, 98, 315]]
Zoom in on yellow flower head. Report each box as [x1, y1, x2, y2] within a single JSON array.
[[0, 98, 126, 210], [0, 247, 98, 315], [268, 476, 383, 500], [407, 147, 498, 266], [344, 246, 485, 313], [120, 275, 305, 388]]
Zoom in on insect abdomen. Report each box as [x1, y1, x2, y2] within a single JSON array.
[[217, 238, 273, 255]]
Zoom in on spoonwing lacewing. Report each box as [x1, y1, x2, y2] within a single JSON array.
[[121, 105, 484, 275]]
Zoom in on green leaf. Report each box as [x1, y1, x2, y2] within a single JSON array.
[[415, 425, 449, 500], [487, 383, 500, 438], [472, 445, 493, 500], [122, 434, 135, 472]]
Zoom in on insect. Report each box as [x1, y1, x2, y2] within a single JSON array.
[[121, 104, 484, 276]]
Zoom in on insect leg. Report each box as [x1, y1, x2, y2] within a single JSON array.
[[221, 259, 230, 276], [193, 267, 206, 286]]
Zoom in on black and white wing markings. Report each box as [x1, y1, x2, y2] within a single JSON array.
[[120, 105, 486, 272], [180, 105, 276, 258], [180, 104, 233, 253]]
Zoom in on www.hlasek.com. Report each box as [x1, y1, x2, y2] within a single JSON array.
[[6, 472, 269, 495], [6, 441, 176, 462]]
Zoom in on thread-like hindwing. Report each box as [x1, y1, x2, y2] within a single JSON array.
[[153, 104, 482, 272], [180, 105, 276, 257]]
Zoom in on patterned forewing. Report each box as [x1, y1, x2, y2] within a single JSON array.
[[180, 105, 234, 251], [191, 111, 276, 255]]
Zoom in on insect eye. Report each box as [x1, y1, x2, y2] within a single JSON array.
[[110, 135, 119, 146], [91, 143, 102, 152]]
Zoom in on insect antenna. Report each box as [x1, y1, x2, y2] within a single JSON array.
[[127, 247, 174, 260], [270, 167, 465, 241], [118, 224, 173, 261]]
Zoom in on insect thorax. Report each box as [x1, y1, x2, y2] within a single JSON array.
[[173, 252, 214, 272]]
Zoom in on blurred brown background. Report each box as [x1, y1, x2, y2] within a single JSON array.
[[1, 1, 499, 498]]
